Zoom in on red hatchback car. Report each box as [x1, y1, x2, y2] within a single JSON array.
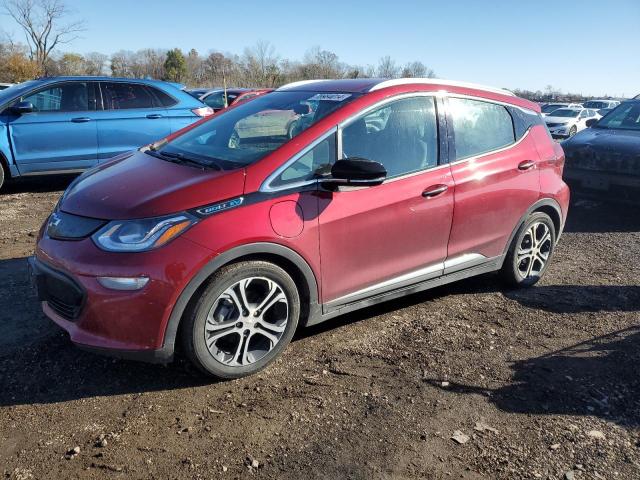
[[31, 78, 569, 378]]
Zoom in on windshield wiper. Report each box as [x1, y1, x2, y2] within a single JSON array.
[[145, 149, 221, 170]]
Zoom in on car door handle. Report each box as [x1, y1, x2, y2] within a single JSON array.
[[518, 160, 536, 171], [146, 114, 163, 119], [422, 184, 448, 198], [71, 117, 91, 123]]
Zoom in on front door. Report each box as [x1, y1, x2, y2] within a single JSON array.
[[8, 81, 98, 174], [318, 96, 454, 306]]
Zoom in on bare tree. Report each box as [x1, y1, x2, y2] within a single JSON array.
[[3, 0, 84, 72], [377, 55, 399, 78], [401, 61, 435, 78]]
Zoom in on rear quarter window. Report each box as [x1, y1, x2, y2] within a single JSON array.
[[148, 86, 178, 107]]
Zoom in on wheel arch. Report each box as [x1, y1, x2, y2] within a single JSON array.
[[502, 198, 564, 258], [162, 242, 320, 358]]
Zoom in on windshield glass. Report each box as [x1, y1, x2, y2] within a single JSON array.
[[542, 104, 565, 113], [594, 102, 640, 131], [158, 91, 357, 169], [548, 109, 579, 118], [584, 101, 608, 109]]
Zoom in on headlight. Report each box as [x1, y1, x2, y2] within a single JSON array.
[[92, 213, 197, 252]]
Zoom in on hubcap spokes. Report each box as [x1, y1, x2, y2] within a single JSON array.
[[517, 222, 551, 279], [204, 277, 288, 367]]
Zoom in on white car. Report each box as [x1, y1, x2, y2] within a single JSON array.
[[545, 108, 600, 138], [540, 102, 582, 117], [583, 99, 620, 110]]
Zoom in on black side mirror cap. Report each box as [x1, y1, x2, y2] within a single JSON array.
[[585, 118, 598, 127], [322, 158, 387, 187], [11, 101, 34, 114]]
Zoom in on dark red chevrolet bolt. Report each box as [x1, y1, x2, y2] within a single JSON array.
[[30, 78, 569, 378]]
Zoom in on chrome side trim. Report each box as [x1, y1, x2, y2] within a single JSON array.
[[327, 253, 489, 308], [21, 168, 85, 176], [443, 253, 487, 274], [327, 262, 443, 307], [369, 78, 516, 97], [259, 127, 337, 193]]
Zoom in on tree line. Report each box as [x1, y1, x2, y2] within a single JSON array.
[[0, 40, 436, 88]]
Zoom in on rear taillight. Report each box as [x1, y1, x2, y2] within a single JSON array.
[[192, 106, 214, 117]]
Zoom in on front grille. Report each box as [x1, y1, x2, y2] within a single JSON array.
[[47, 296, 81, 320], [46, 210, 106, 240], [33, 260, 86, 321]]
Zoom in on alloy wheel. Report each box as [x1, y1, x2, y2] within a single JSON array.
[[204, 277, 289, 366], [516, 222, 552, 279]]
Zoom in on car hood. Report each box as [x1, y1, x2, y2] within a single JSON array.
[[562, 128, 640, 174], [60, 150, 246, 220]]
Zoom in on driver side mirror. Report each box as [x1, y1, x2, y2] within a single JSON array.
[[322, 158, 387, 187], [11, 101, 34, 115], [585, 118, 598, 127]]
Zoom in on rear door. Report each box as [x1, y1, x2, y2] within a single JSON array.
[[317, 95, 454, 307], [8, 81, 98, 174], [445, 96, 540, 261], [94, 81, 170, 161]]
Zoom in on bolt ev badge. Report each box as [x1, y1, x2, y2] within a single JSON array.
[[196, 197, 244, 216]]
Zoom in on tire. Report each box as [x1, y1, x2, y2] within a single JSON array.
[[501, 212, 556, 288], [0, 166, 4, 192], [181, 261, 300, 379], [568, 125, 577, 137]]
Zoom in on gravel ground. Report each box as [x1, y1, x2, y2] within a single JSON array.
[[1, 175, 639, 480]]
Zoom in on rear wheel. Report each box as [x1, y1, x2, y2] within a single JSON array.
[[0, 165, 5, 191], [182, 261, 300, 379], [501, 212, 556, 288], [568, 125, 577, 137]]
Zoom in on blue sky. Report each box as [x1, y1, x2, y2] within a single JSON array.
[[3, 0, 638, 96]]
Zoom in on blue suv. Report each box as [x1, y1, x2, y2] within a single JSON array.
[[0, 77, 213, 189]]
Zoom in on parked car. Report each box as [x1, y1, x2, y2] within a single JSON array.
[[545, 107, 600, 138], [540, 102, 582, 117], [583, 99, 620, 110], [0, 83, 14, 91], [30, 78, 569, 379], [562, 100, 640, 201], [185, 88, 213, 98], [0, 76, 213, 190], [597, 108, 614, 117], [198, 88, 273, 112]]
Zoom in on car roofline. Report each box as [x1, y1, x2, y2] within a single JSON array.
[[276, 78, 515, 97]]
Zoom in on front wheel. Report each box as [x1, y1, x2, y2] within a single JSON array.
[[568, 125, 577, 137], [181, 261, 300, 379], [501, 212, 556, 288]]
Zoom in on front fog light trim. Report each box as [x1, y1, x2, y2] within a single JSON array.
[[97, 276, 149, 291]]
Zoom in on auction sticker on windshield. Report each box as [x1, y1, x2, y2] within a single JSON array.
[[308, 93, 352, 101]]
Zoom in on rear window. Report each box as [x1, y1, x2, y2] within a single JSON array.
[[449, 97, 515, 160], [101, 82, 155, 110]]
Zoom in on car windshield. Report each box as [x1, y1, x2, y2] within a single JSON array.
[[593, 102, 640, 130], [0, 80, 41, 106], [548, 109, 579, 118], [584, 101, 608, 109], [156, 90, 357, 169], [541, 104, 565, 113]]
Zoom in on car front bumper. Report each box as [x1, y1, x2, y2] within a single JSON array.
[[31, 233, 214, 362]]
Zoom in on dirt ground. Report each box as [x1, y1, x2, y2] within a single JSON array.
[[1, 175, 639, 480]]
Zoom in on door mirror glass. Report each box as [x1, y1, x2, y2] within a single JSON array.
[[324, 158, 387, 187], [586, 118, 598, 127], [12, 101, 34, 114]]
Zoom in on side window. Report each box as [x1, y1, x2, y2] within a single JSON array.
[[341, 96, 438, 178], [101, 82, 155, 110], [23, 82, 90, 112], [269, 133, 336, 188], [449, 97, 515, 160], [148, 86, 177, 107]]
